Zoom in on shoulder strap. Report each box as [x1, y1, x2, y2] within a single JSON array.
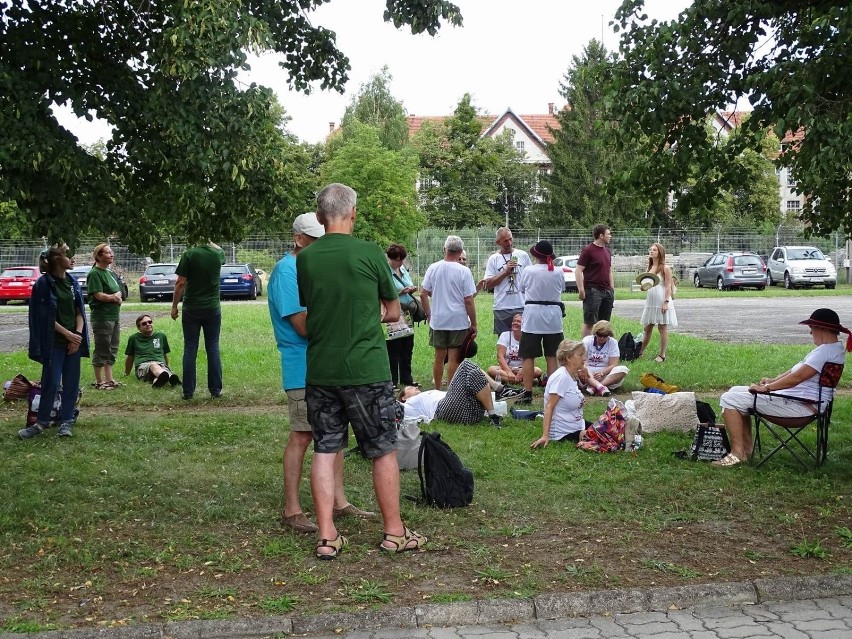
[[417, 432, 431, 503]]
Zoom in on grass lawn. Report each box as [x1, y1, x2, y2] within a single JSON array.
[[1, 290, 851, 633]]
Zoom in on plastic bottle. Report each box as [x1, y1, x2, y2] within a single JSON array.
[[632, 434, 643, 450]]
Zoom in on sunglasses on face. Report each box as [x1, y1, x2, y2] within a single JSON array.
[[140, 320, 153, 326]]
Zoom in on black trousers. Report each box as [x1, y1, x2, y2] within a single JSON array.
[[386, 335, 415, 386]]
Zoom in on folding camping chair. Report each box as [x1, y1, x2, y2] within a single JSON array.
[[750, 362, 843, 469]]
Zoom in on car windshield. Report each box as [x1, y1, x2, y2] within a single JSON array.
[[1, 268, 36, 277], [69, 266, 91, 275], [734, 256, 762, 267], [787, 248, 825, 260], [146, 265, 177, 276], [221, 265, 248, 276]]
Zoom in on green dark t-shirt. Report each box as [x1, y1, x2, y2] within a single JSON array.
[[176, 245, 226, 311], [296, 233, 398, 386], [125, 331, 170, 369], [87, 266, 121, 322], [53, 275, 76, 346]]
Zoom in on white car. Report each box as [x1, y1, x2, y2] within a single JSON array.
[[766, 246, 837, 289], [553, 255, 579, 292]]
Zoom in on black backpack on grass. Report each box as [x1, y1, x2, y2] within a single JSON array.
[[618, 332, 640, 361], [417, 432, 474, 508]]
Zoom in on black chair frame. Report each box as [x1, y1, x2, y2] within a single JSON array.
[[750, 362, 843, 470]]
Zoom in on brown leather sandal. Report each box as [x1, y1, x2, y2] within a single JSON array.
[[315, 534, 347, 560], [379, 527, 427, 553]]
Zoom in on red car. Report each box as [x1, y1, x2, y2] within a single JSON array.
[[0, 266, 40, 305]]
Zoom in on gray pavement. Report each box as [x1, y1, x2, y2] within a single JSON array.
[[6, 575, 851, 639]]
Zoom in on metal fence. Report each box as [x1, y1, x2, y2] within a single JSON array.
[[2, 226, 849, 286]]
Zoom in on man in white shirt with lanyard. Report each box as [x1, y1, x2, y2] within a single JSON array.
[[484, 227, 532, 336]]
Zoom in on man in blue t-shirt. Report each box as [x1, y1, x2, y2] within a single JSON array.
[[268, 212, 373, 534]]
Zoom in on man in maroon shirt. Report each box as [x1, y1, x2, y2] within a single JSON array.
[[575, 224, 614, 337]]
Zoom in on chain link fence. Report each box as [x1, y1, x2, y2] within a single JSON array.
[[2, 226, 849, 287]]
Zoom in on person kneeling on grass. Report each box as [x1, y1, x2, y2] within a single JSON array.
[[124, 314, 181, 388], [399, 350, 526, 429]]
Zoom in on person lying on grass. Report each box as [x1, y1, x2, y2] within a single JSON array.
[[399, 359, 526, 428], [124, 314, 181, 388]]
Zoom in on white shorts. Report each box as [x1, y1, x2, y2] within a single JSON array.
[[588, 365, 630, 390], [720, 386, 816, 419]]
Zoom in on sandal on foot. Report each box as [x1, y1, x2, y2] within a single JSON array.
[[315, 534, 347, 560], [712, 453, 742, 467], [595, 385, 611, 397], [379, 526, 427, 553], [655, 355, 666, 363], [94, 382, 114, 390]]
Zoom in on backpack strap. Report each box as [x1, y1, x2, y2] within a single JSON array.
[[416, 432, 431, 504]]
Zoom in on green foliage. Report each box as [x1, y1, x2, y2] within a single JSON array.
[[0, 0, 461, 253], [612, 1, 852, 239], [543, 40, 655, 229], [320, 122, 423, 248], [341, 66, 409, 151], [836, 526, 852, 548], [414, 94, 538, 228], [789, 539, 827, 559]]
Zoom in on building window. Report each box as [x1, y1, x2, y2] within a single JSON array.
[[515, 141, 525, 152], [786, 200, 802, 212], [787, 173, 797, 187]]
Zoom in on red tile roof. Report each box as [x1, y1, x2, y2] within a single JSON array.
[[407, 111, 561, 144]]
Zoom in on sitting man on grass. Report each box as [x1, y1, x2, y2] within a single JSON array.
[[124, 314, 181, 388]]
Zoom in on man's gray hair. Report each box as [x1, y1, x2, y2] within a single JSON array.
[[444, 235, 464, 254], [496, 227, 511, 239], [317, 183, 357, 221]]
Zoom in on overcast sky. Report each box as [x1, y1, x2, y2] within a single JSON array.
[[55, 0, 691, 145]]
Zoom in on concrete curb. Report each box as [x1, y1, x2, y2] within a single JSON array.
[[4, 574, 851, 639]]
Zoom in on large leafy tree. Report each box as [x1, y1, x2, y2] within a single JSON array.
[[0, 0, 462, 252], [414, 94, 537, 228], [542, 39, 655, 230], [612, 0, 851, 238], [340, 66, 409, 151], [320, 122, 423, 248]]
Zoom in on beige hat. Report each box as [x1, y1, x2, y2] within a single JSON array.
[[292, 212, 325, 238]]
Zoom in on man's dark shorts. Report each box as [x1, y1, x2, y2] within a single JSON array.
[[306, 381, 398, 458], [582, 288, 614, 326], [519, 331, 564, 359], [493, 308, 522, 335]]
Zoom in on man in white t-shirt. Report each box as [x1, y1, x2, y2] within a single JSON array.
[[484, 227, 531, 336], [420, 236, 477, 390]]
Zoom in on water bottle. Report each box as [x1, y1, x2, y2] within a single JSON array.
[[632, 434, 643, 451]]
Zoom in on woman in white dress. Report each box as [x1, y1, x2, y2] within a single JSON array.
[[639, 243, 677, 363]]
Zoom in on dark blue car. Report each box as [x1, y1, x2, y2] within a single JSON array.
[[219, 263, 262, 300]]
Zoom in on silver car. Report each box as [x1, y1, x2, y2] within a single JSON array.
[[553, 255, 579, 292], [693, 252, 767, 291], [139, 263, 178, 302]]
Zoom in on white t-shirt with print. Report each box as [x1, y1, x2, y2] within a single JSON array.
[[485, 249, 531, 310], [582, 335, 620, 374], [497, 330, 522, 368]]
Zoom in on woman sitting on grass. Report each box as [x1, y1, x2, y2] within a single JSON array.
[[579, 320, 629, 396], [530, 340, 590, 448], [487, 313, 542, 386], [714, 308, 850, 467]]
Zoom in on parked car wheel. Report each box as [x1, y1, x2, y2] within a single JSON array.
[[693, 273, 701, 288], [826, 283, 836, 289], [249, 286, 257, 301], [717, 277, 725, 291], [784, 272, 794, 289], [767, 272, 775, 286]]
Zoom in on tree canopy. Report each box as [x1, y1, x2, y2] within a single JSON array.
[[320, 122, 422, 248], [414, 94, 537, 228], [0, 0, 462, 253], [340, 66, 409, 151], [613, 0, 851, 238], [542, 40, 655, 230]]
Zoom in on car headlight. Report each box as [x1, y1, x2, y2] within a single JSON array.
[[790, 266, 804, 274]]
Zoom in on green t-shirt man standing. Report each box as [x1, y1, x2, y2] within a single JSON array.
[[171, 241, 225, 399]]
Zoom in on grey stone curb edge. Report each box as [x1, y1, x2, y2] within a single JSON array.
[[5, 574, 851, 639]]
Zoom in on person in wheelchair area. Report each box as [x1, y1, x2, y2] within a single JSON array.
[[714, 308, 850, 467]]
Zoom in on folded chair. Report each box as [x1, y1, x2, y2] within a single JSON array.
[[750, 362, 844, 469]]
